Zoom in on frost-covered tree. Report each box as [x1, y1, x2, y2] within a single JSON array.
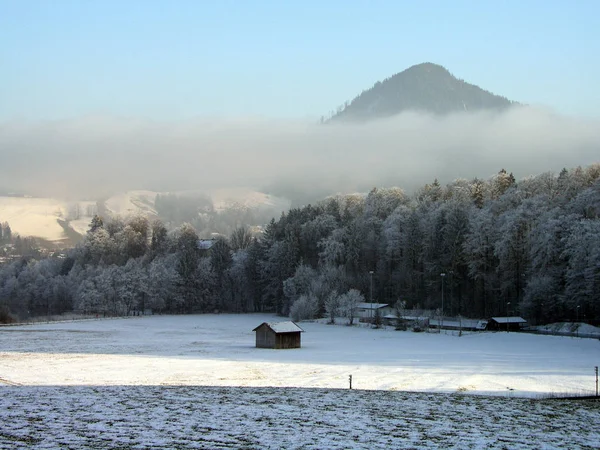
[[283, 264, 317, 314], [563, 219, 600, 319], [318, 228, 347, 267], [300, 214, 338, 267], [339, 288, 364, 325], [289, 293, 319, 322], [227, 249, 252, 312], [175, 223, 201, 311], [2, 163, 600, 325], [146, 254, 179, 312], [210, 238, 233, 311], [150, 219, 169, 256], [260, 236, 299, 315], [463, 207, 498, 317], [88, 215, 104, 233], [114, 258, 148, 316], [324, 290, 340, 324]]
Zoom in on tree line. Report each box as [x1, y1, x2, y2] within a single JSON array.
[[0, 165, 599, 325], [0, 221, 40, 259]]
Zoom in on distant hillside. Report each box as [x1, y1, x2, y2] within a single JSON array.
[[0, 189, 291, 246], [328, 63, 516, 122]]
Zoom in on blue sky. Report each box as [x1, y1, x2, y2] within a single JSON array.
[[1, 0, 599, 120]]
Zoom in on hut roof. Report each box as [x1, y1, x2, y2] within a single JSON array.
[[253, 321, 304, 334], [198, 239, 216, 250], [356, 303, 390, 310], [490, 316, 527, 324]]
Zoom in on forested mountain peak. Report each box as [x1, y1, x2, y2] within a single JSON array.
[[328, 62, 517, 122]]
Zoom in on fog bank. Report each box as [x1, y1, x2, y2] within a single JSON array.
[[0, 107, 598, 202]]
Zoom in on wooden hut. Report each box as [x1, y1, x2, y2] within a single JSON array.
[[252, 321, 304, 349], [487, 316, 528, 332]]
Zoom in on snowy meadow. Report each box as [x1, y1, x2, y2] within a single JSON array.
[[1, 314, 599, 448]]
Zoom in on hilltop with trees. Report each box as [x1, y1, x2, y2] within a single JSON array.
[[327, 62, 516, 122]]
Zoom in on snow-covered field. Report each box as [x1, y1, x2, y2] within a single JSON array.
[[0, 196, 96, 242], [1, 314, 598, 395], [104, 190, 158, 217], [0, 196, 69, 241], [2, 385, 598, 449], [1, 314, 599, 448]]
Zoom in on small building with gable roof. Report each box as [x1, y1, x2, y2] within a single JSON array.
[[487, 316, 528, 332], [252, 321, 304, 349], [356, 303, 394, 321]]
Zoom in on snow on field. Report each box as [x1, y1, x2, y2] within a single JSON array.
[[64, 200, 97, 236], [1, 314, 598, 397], [208, 188, 291, 213], [0, 196, 97, 241], [0, 189, 289, 242], [0, 196, 68, 241], [2, 315, 599, 449], [104, 190, 159, 217], [1, 386, 598, 449]]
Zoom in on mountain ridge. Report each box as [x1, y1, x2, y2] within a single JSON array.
[[328, 62, 517, 122]]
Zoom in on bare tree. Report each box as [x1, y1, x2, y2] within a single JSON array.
[[230, 226, 253, 251]]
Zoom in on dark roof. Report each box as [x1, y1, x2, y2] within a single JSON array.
[[252, 321, 304, 334]]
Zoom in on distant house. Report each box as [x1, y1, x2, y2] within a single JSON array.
[[197, 239, 216, 251], [383, 314, 431, 330], [487, 317, 528, 332], [356, 303, 393, 321], [252, 321, 304, 349], [427, 318, 489, 331]]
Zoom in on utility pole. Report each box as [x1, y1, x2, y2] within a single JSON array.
[[506, 302, 511, 333], [449, 270, 454, 316], [369, 270, 374, 324], [440, 273, 446, 332]]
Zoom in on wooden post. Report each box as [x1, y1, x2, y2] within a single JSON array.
[[349, 374, 352, 390], [595, 366, 598, 397]]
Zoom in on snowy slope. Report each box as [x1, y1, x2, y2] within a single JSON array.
[[208, 188, 291, 213], [1, 314, 597, 397], [103, 190, 159, 217], [0, 197, 95, 242], [103, 188, 290, 217], [0, 187, 288, 242], [0, 196, 67, 241]]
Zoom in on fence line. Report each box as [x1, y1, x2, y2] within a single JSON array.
[[522, 329, 600, 340], [0, 314, 139, 327]]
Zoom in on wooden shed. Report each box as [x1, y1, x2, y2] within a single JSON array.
[[252, 321, 304, 349], [487, 316, 528, 332]]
